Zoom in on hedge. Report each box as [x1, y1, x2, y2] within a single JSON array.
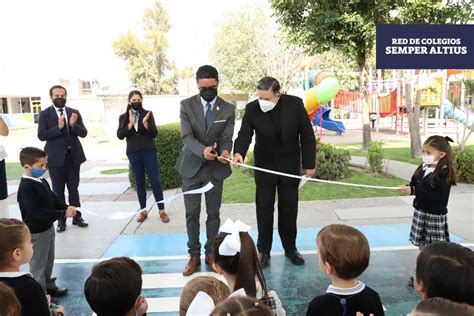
[[129, 123, 183, 190], [453, 147, 474, 184]]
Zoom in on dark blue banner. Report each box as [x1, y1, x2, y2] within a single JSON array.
[[376, 24, 473, 69]]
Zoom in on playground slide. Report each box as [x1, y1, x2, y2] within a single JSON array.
[[313, 107, 346, 135], [441, 99, 474, 128], [304, 70, 340, 114]]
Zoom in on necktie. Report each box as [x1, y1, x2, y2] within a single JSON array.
[[59, 108, 71, 148], [134, 111, 139, 131], [205, 103, 212, 130]]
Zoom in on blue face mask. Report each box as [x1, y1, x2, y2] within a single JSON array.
[[30, 168, 47, 178]]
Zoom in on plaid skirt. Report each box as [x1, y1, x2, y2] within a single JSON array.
[[409, 209, 450, 247]]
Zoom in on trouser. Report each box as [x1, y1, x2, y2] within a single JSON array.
[[30, 226, 58, 293], [127, 149, 165, 210], [0, 159, 8, 218], [49, 151, 82, 224], [255, 175, 299, 254], [183, 164, 223, 256]]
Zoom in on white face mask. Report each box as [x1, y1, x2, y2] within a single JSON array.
[[258, 99, 276, 113], [422, 154, 437, 165]]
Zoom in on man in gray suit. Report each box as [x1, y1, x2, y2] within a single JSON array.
[[175, 65, 235, 276]]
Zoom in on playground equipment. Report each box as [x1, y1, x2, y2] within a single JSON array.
[[441, 99, 474, 128], [312, 107, 346, 135], [299, 69, 345, 136]]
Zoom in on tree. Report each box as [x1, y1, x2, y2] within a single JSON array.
[[271, 0, 473, 151], [112, 0, 175, 94], [211, 3, 306, 95]]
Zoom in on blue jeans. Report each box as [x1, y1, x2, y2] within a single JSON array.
[[127, 149, 165, 210]]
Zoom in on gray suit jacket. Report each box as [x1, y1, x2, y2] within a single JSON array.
[[174, 95, 235, 181]]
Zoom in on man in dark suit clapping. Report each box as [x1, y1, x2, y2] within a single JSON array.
[[38, 85, 88, 232], [234, 77, 316, 268]]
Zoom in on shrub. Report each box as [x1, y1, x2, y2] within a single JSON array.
[[315, 143, 351, 180], [453, 147, 474, 183], [241, 151, 254, 177], [129, 123, 183, 190], [367, 141, 384, 175]]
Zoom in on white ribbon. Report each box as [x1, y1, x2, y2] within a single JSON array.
[[221, 157, 399, 190], [156, 182, 214, 204], [229, 288, 247, 298], [186, 291, 215, 316], [218, 219, 251, 256]]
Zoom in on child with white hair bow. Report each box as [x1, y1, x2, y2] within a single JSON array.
[[210, 219, 286, 316]]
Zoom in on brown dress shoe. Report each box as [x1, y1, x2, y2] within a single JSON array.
[[136, 210, 148, 223], [183, 255, 201, 276], [159, 210, 170, 223], [205, 255, 217, 273]]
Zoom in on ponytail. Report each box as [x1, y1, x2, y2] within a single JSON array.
[[213, 232, 269, 298]]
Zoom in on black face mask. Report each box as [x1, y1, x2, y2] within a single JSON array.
[[199, 87, 218, 102], [130, 102, 142, 111], [53, 98, 66, 108]]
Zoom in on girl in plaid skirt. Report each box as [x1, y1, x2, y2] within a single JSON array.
[[399, 135, 456, 286]]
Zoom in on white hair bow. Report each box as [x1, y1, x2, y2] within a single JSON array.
[[187, 291, 214, 316], [186, 289, 247, 315], [218, 219, 251, 256]]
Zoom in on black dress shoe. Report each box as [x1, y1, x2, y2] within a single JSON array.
[[259, 253, 271, 268], [56, 223, 66, 233], [285, 250, 305, 265], [72, 218, 89, 227], [47, 287, 68, 297]]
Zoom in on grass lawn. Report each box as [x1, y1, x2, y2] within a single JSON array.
[[336, 141, 474, 165], [222, 167, 405, 204], [100, 168, 128, 175], [5, 162, 23, 181]]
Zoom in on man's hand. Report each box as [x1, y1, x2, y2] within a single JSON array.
[[233, 153, 244, 168], [218, 150, 231, 164], [65, 206, 76, 218], [128, 110, 135, 130], [58, 114, 65, 129], [69, 113, 78, 126], [305, 169, 315, 178], [203, 144, 218, 160], [398, 185, 411, 195], [143, 111, 151, 130]]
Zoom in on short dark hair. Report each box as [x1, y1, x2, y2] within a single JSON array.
[[196, 65, 218, 82], [128, 90, 143, 101], [413, 297, 474, 316], [317, 224, 370, 280], [84, 257, 143, 316], [257, 77, 280, 94], [210, 296, 271, 316], [416, 242, 474, 305], [49, 85, 67, 97], [19, 147, 47, 167]]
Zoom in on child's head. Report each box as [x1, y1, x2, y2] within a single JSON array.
[[317, 224, 370, 280], [84, 257, 144, 316], [179, 276, 230, 316], [414, 241, 474, 304], [0, 282, 21, 316], [410, 297, 474, 316], [0, 219, 32, 269], [210, 296, 271, 316], [19, 147, 48, 178], [420, 135, 456, 185], [212, 220, 266, 298]]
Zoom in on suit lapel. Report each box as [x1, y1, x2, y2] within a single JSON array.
[[191, 95, 206, 134], [206, 97, 221, 134]]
